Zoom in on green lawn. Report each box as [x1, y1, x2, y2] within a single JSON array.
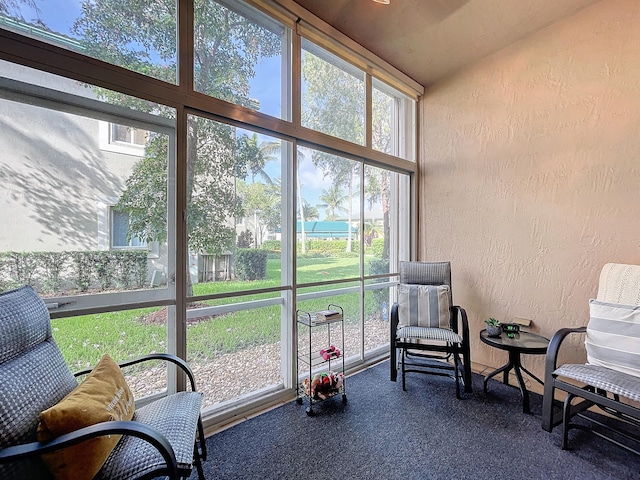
[[52, 256, 385, 370]]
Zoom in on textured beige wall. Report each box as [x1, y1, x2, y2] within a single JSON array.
[[419, 0, 640, 389]]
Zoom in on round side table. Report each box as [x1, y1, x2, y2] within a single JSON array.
[[480, 329, 550, 413]]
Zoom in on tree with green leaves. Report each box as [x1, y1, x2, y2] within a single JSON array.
[[301, 51, 363, 253], [236, 179, 281, 247], [69, 0, 281, 288], [299, 201, 319, 222], [302, 50, 393, 259], [318, 184, 348, 221], [0, 0, 38, 18], [363, 166, 390, 259]]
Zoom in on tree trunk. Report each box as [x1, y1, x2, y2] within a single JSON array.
[[381, 172, 390, 260], [297, 165, 306, 254], [346, 169, 353, 253], [185, 117, 198, 297]]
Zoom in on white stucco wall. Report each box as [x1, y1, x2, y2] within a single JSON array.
[[419, 0, 640, 389], [0, 62, 137, 252]]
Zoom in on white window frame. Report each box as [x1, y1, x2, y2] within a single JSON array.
[[96, 196, 160, 257], [0, 0, 419, 424], [110, 206, 147, 250], [98, 120, 147, 156]]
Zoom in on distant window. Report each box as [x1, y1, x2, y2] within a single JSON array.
[[111, 124, 147, 147], [99, 121, 147, 156], [111, 209, 146, 249]]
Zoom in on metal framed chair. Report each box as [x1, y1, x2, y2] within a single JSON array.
[[542, 263, 640, 455], [0, 285, 207, 479], [390, 261, 472, 398]]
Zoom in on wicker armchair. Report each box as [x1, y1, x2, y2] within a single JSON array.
[[0, 285, 206, 479]]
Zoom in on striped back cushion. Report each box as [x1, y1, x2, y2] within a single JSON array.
[[397, 284, 451, 330], [586, 299, 640, 378]]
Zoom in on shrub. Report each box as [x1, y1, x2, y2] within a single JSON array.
[[261, 240, 281, 252], [71, 251, 93, 292], [4, 251, 40, 288], [371, 238, 385, 258], [297, 239, 360, 255], [0, 250, 148, 293], [94, 251, 116, 290], [115, 251, 138, 289], [237, 230, 253, 248], [369, 258, 390, 311], [37, 251, 69, 294], [235, 249, 268, 281]]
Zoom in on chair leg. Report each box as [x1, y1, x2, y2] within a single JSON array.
[[390, 342, 397, 382], [192, 415, 207, 480], [541, 377, 557, 432], [562, 393, 575, 450], [454, 354, 461, 399], [192, 444, 206, 480], [401, 348, 407, 391], [197, 416, 207, 461], [462, 342, 472, 393]]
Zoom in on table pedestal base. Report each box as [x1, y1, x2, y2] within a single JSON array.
[[483, 350, 543, 414]]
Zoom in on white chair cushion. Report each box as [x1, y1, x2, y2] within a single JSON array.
[[597, 263, 640, 305], [586, 299, 640, 379]]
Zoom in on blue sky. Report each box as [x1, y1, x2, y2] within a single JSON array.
[[10, 0, 367, 220], [17, 0, 283, 114]]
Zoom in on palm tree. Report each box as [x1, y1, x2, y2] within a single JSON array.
[[255, 137, 281, 185], [363, 220, 381, 247], [318, 184, 348, 221], [300, 201, 319, 221], [296, 147, 309, 253], [363, 167, 390, 259]]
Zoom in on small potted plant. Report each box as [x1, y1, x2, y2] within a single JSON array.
[[485, 318, 502, 337]]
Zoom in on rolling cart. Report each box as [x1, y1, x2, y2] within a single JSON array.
[[296, 304, 347, 415]]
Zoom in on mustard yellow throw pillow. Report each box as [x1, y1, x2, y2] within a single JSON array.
[[37, 354, 135, 480]]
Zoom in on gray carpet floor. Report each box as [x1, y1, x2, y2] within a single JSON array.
[[190, 361, 640, 479]]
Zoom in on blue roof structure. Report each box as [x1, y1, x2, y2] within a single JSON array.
[[296, 221, 356, 238]]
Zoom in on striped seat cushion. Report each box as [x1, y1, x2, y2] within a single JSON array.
[[586, 299, 640, 379], [397, 326, 462, 344], [397, 284, 450, 330], [553, 363, 640, 402]]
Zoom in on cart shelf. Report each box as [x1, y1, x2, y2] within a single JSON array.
[[296, 304, 347, 416]]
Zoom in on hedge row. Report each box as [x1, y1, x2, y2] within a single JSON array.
[[262, 239, 385, 256], [235, 249, 268, 281], [0, 251, 148, 294]]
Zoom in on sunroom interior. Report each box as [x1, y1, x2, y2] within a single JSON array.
[[0, 0, 638, 441]]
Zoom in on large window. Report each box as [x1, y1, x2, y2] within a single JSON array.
[[372, 79, 416, 161], [193, 0, 289, 120], [296, 147, 361, 282], [0, 0, 417, 426], [0, 63, 174, 311], [0, 3, 178, 84], [301, 40, 365, 145]]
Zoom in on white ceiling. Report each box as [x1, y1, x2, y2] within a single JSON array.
[[291, 0, 601, 88]]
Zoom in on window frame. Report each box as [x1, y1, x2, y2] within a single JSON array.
[[0, 0, 418, 424], [110, 207, 147, 250]]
